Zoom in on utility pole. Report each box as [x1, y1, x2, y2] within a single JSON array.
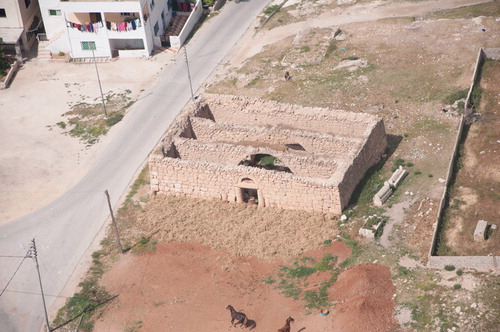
[[183, 46, 196, 105], [105, 190, 123, 253], [91, 46, 108, 118], [27, 239, 51, 332]]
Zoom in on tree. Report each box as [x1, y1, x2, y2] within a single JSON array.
[[0, 37, 10, 76]]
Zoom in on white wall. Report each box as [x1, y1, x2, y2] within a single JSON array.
[[41, 0, 171, 58], [0, 1, 23, 28], [38, 0, 66, 40], [170, 0, 202, 49]]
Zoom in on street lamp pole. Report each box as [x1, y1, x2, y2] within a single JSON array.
[[183, 46, 196, 105], [27, 239, 51, 332], [91, 46, 108, 118]]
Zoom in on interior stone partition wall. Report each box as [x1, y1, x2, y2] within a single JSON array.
[[149, 94, 387, 214]]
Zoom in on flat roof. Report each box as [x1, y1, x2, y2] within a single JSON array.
[[0, 28, 23, 44]]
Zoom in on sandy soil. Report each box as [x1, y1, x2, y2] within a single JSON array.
[[94, 242, 397, 332], [0, 52, 175, 224]]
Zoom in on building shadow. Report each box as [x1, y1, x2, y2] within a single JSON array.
[[347, 134, 402, 208]]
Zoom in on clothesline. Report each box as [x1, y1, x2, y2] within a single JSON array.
[[66, 18, 142, 33]]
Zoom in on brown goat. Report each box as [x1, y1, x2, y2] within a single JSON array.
[[277, 316, 295, 332]]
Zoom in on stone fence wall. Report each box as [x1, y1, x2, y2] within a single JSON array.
[[202, 95, 378, 137], [483, 47, 500, 60], [465, 48, 485, 115], [428, 49, 500, 271], [169, 137, 340, 178], [149, 157, 342, 213], [428, 255, 498, 271], [189, 117, 361, 156], [337, 120, 388, 207]]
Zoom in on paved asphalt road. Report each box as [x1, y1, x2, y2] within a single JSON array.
[[0, 1, 270, 330]]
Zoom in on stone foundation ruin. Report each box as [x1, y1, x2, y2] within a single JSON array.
[[149, 94, 387, 214]]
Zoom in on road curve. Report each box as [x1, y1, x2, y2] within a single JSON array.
[[0, 1, 270, 330]]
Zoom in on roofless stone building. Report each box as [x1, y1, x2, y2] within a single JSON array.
[[149, 94, 387, 214]]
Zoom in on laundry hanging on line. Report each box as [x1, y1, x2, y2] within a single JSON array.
[[105, 19, 142, 32], [66, 18, 142, 33], [66, 20, 103, 33]]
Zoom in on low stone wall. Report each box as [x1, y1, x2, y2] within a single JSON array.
[[465, 48, 485, 115], [483, 47, 500, 60], [203, 94, 378, 137], [149, 157, 342, 213], [0, 61, 20, 89], [189, 117, 361, 156], [428, 256, 498, 271], [170, 138, 339, 178], [427, 49, 500, 272]]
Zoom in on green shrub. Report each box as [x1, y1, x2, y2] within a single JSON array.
[[443, 89, 468, 105], [444, 265, 455, 271], [428, 174, 434, 178], [457, 101, 465, 109], [264, 5, 280, 15], [471, 85, 482, 108], [456, 269, 464, 276], [414, 170, 422, 175], [105, 113, 124, 126], [406, 162, 414, 167], [300, 46, 311, 52], [315, 253, 337, 272], [58, 51, 65, 56], [342, 56, 359, 61], [453, 284, 462, 290]]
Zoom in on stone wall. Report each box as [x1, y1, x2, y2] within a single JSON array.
[[428, 256, 498, 272], [188, 117, 361, 156], [169, 138, 339, 178], [149, 94, 387, 214], [427, 50, 500, 272], [202, 94, 377, 136], [149, 157, 342, 213]]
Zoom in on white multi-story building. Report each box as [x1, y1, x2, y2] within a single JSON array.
[[0, 0, 43, 58], [38, 0, 201, 59]]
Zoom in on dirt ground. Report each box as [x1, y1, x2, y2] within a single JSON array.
[[0, 51, 175, 224], [3, 0, 499, 331], [94, 242, 397, 332]]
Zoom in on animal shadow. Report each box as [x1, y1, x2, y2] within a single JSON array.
[[244, 319, 256, 330]]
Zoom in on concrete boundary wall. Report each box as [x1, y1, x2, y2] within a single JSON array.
[[170, 0, 203, 49], [0, 61, 20, 90], [465, 48, 485, 115], [428, 48, 500, 272]]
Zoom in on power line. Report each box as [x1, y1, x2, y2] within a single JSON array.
[[0, 255, 26, 258], [0, 289, 69, 299], [0, 255, 27, 297]]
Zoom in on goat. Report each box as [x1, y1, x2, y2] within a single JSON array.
[[277, 317, 295, 332], [226, 305, 248, 327]]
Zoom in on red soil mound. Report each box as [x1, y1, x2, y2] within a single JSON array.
[[331, 263, 398, 332]]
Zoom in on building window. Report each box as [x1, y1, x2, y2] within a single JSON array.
[[81, 41, 96, 51], [120, 12, 133, 16], [49, 9, 61, 16], [154, 21, 159, 36], [25, 0, 31, 9], [150, 0, 155, 10], [0, 9, 6, 18]]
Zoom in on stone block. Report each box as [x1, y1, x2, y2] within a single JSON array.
[[473, 220, 488, 242], [373, 182, 393, 206]]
